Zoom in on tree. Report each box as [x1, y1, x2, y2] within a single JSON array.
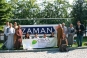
[[71, 0, 87, 25], [0, 0, 13, 25]]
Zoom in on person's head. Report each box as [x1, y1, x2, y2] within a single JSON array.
[[51, 32, 54, 36], [58, 24, 62, 28], [6, 22, 9, 26], [25, 33, 30, 38], [9, 23, 12, 27], [43, 33, 46, 38], [62, 23, 65, 27], [14, 22, 17, 26], [18, 25, 21, 29], [62, 33, 66, 39], [77, 21, 81, 26], [70, 24, 73, 28], [34, 33, 38, 38]]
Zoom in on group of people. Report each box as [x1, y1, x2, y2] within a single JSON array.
[[56, 21, 85, 52], [1, 21, 85, 51], [2, 22, 23, 50], [23, 32, 54, 39]]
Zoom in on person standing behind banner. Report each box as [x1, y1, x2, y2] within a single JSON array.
[[56, 24, 63, 47], [62, 23, 68, 37], [15, 25, 23, 49], [6, 23, 15, 50], [67, 24, 75, 47], [76, 21, 85, 47], [43, 33, 48, 38], [13, 22, 18, 48], [24, 33, 31, 39], [33, 33, 39, 39], [2, 22, 9, 49]]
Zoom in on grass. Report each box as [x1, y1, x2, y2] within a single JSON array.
[[72, 37, 87, 47], [0, 37, 87, 50]]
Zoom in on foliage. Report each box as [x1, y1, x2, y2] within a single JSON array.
[[71, 1, 87, 25], [0, 0, 13, 25], [8, 0, 71, 25]]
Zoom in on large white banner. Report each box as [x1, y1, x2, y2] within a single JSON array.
[[22, 37, 57, 49]]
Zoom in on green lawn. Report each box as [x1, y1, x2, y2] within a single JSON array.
[[0, 37, 87, 50], [72, 37, 87, 47]]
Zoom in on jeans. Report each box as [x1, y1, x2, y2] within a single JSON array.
[[77, 34, 83, 47]]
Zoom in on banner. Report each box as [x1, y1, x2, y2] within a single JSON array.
[[21, 25, 57, 34], [22, 37, 57, 49]]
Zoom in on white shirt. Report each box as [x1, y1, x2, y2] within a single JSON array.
[[6, 27, 15, 36], [4, 25, 9, 35], [33, 37, 39, 39]]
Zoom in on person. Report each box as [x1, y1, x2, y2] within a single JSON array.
[[62, 23, 68, 37], [13, 22, 18, 48], [2, 22, 9, 49], [59, 33, 68, 52], [43, 33, 48, 38], [76, 21, 85, 47], [67, 24, 75, 47], [15, 25, 23, 49], [56, 24, 63, 47], [33, 33, 39, 39], [13, 22, 18, 29], [24, 33, 31, 39], [5, 23, 15, 50], [49, 32, 54, 37]]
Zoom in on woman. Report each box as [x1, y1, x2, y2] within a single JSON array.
[[15, 25, 23, 49], [13, 22, 18, 48], [24, 33, 31, 39], [33, 33, 39, 39], [59, 33, 68, 52], [43, 33, 48, 38], [6, 23, 15, 50], [67, 24, 75, 46]]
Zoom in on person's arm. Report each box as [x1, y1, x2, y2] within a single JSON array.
[[16, 30, 20, 36], [66, 39, 68, 46]]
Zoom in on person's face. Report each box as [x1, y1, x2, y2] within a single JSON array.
[[51, 33, 54, 36], [62, 33, 66, 39], [35, 34, 38, 37], [62, 23, 65, 27], [14, 22, 17, 26], [58, 25, 61, 28], [44, 34, 46, 38], [70, 24, 73, 27], [77, 22, 81, 26], [9, 23, 12, 27], [6, 22, 9, 26], [26, 34, 29, 37], [18, 25, 21, 29]]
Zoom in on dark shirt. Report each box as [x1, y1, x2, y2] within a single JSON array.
[[61, 39, 66, 45], [76, 24, 85, 35]]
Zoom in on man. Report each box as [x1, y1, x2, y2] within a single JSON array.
[[56, 24, 63, 47], [76, 21, 85, 47], [62, 23, 68, 37], [2, 22, 9, 49]]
